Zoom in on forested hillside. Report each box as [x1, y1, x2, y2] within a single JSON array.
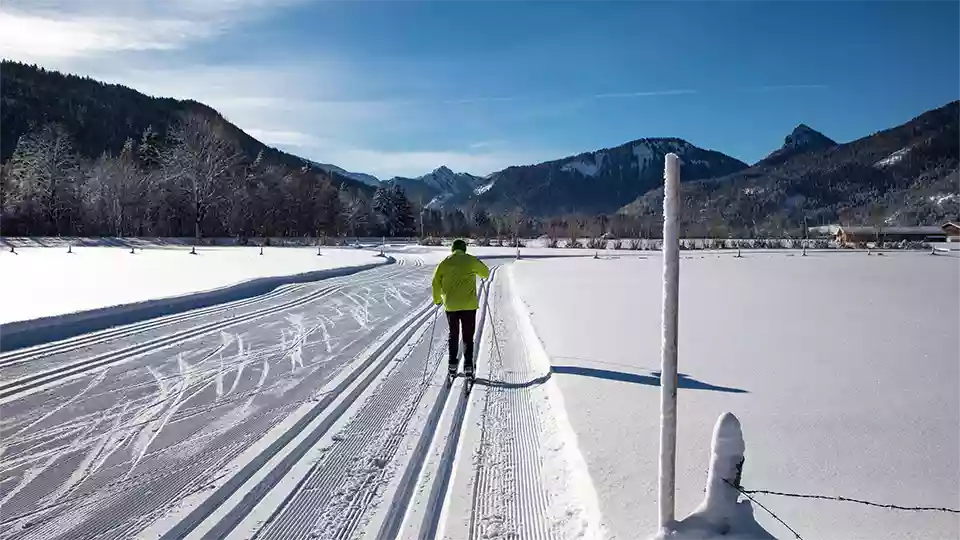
[[621, 101, 960, 237], [0, 61, 416, 240]]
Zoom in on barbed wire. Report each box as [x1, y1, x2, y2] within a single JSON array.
[[722, 477, 960, 540], [722, 479, 805, 540], [739, 486, 960, 514]]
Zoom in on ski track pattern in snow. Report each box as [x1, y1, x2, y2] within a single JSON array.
[[249, 311, 442, 540], [443, 267, 605, 540], [0, 264, 432, 540]]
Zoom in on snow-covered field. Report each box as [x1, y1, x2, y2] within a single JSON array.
[[0, 245, 387, 325], [3, 244, 956, 540], [511, 251, 960, 540]]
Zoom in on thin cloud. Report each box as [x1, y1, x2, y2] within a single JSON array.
[[738, 84, 829, 92], [440, 96, 518, 105], [0, 10, 213, 59], [594, 89, 699, 99], [0, 0, 307, 62], [324, 147, 549, 179], [245, 129, 328, 149], [469, 140, 505, 149]]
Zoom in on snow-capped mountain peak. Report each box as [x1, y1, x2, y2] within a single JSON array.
[[383, 165, 485, 210], [408, 166, 484, 195]]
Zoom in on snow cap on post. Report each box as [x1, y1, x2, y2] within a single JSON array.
[[658, 152, 681, 529], [698, 412, 745, 527]]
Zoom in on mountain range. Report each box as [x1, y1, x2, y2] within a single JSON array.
[[2, 60, 956, 232], [621, 101, 958, 234], [384, 166, 486, 209]]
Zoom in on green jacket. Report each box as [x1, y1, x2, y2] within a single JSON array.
[[432, 250, 490, 311]]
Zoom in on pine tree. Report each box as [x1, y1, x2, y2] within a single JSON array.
[[137, 125, 162, 170], [472, 208, 491, 237], [372, 185, 394, 235], [393, 185, 416, 236]]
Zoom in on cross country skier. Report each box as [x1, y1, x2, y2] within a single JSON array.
[[431, 239, 490, 381]]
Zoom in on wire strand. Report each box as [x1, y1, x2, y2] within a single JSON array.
[[740, 487, 960, 514], [723, 479, 804, 540]]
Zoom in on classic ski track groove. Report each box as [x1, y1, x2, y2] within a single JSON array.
[[0, 266, 410, 402], [244, 304, 450, 540], [428, 269, 497, 540], [153, 300, 439, 540], [256, 267, 497, 540], [0, 262, 404, 369], [469, 271, 556, 540], [370, 267, 499, 540], [0, 283, 306, 369]]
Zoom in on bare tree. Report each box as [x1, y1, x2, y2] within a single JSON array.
[[162, 113, 244, 246], [83, 139, 152, 236], [5, 124, 80, 235]]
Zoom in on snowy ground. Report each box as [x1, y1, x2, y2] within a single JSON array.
[[0, 245, 388, 325], [2, 246, 956, 540], [511, 250, 960, 540], [0, 259, 442, 540]]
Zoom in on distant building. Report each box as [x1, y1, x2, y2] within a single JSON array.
[[808, 224, 841, 237], [943, 222, 960, 242], [835, 225, 947, 246]]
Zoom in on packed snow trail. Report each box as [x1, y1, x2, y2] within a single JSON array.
[[422, 266, 606, 540], [0, 263, 437, 540], [222, 266, 500, 540]]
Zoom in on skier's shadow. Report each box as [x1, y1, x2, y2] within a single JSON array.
[[551, 365, 748, 394], [473, 372, 552, 389]]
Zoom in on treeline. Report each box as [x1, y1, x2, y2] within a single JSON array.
[[0, 114, 678, 242], [0, 115, 423, 240]]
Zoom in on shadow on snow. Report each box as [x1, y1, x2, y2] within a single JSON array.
[[551, 365, 748, 394], [474, 366, 746, 394]]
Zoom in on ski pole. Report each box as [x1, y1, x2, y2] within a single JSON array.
[[421, 305, 441, 387]]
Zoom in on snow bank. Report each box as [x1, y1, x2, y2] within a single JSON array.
[[0, 246, 388, 349], [511, 253, 959, 540]]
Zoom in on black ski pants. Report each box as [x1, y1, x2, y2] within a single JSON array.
[[447, 309, 477, 373]]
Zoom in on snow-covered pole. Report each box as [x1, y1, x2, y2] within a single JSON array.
[[658, 153, 681, 529], [701, 413, 745, 525]]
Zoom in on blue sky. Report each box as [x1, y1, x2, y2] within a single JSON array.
[[2, 1, 958, 178]]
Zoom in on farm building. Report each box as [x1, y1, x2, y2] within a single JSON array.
[[835, 225, 947, 246], [943, 221, 959, 242]]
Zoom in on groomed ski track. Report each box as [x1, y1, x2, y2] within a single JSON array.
[[0, 258, 438, 540], [0, 255, 605, 540], [369, 265, 605, 540]]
